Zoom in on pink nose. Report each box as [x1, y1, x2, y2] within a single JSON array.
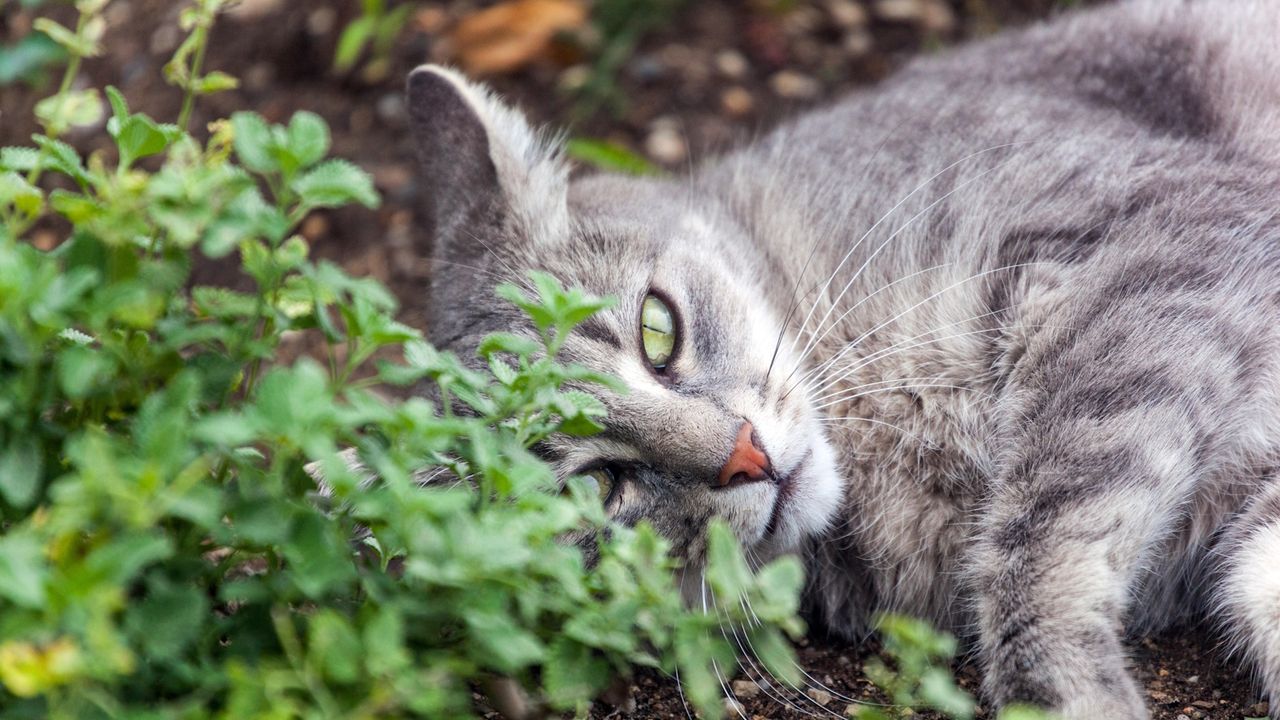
[[718, 422, 772, 488]]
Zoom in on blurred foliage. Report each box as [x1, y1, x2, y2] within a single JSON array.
[[851, 616, 1053, 720], [571, 0, 686, 121], [565, 137, 660, 176], [0, 1, 808, 718], [333, 0, 413, 83]]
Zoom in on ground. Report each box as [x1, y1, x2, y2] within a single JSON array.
[[0, 0, 1269, 717]]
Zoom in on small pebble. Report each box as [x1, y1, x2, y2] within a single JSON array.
[[557, 65, 591, 93], [844, 29, 874, 57], [770, 70, 821, 100], [1252, 701, 1270, 716], [244, 62, 274, 93], [307, 7, 336, 36], [826, 0, 869, 28], [645, 120, 687, 165], [920, 0, 956, 34], [376, 93, 407, 125], [628, 55, 666, 82], [720, 86, 754, 116], [731, 679, 761, 699], [874, 0, 924, 22], [149, 24, 181, 55], [806, 688, 833, 706], [1175, 715, 1191, 720], [715, 49, 750, 79], [724, 698, 746, 715]]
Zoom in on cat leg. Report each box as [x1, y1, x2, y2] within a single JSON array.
[[1215, 480, 1280, 717], [968, 372, 1218, 720]]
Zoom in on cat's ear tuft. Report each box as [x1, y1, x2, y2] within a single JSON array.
[[406, 65, 567, 249]]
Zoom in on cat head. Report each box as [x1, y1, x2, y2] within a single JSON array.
[[407, 65, 843, 565]]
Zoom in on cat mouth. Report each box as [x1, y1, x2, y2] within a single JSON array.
[[763, 452, 808, 537]]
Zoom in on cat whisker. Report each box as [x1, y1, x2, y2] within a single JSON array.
[[702, 579, 751, 720], [785, 140, 1038, 365], [783, 261, 1044, 400], [814, 382, 994, 411]]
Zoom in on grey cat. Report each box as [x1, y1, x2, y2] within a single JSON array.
[[405, 1, 1280, 717]]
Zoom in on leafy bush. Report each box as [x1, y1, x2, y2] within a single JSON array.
[[0, 1, 805, 718]]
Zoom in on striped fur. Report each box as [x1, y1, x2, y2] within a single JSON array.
[[409, 1, 1280, 716]]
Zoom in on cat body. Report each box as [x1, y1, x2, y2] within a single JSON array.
[[408, 1, 1280, 717]]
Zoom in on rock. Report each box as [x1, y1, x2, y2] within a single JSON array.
[[376, 94, 407, 126], [806, 688, 833, 706], [720, 86, 754, 117], [307, 7, 337, 36], [732, 679, 761, 699], [227, 0, 285, 20], [1175, 715, 1192, 720], [149, 24, 181, 55], [844, 29, 873, 57], [715, 49, 750, 80], [920, 0, 956, 34], [770, 70, 821, 100], [1252, 701, 1271, 716], [628, 55, 666, 82], [1148, 690, 1173, 703], [645, 120, 687, 165], [874, 0, 924, 22], [724, 698, 746, 716], [244, 62, 274, 93], [557, 65, 591, 93], [826, 0, 869, 29]]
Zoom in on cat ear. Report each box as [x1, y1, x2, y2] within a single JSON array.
[[406, 65, 568, 251]]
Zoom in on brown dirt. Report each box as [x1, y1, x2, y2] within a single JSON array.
[[0, 0, 1268, 717]]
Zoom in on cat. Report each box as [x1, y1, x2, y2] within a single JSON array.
[[405, 1, 1280, 717]]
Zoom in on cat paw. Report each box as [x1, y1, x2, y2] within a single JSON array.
[[1050, 686, 1149, 720]]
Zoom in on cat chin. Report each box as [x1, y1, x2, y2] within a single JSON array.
[[748, 435, 844, 562]]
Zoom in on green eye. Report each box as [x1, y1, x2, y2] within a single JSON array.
[[641, 293, 676, 370], [580, 467, 616, 502]]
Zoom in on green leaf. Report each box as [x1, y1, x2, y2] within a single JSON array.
[[566, 138, 662, 176], [32, 18, 97, 57], [703, 519, 751, 600], [334, 15, 376, 72], [0, 437, 42, 509], [110, 111, 178, 168], [543, 637, 612, 709], [745, 625, 801, 687], [0, 32, 66, 86], [192, 70, 239, 95], [291, 159, 380, 210], [34, 88, 103, 135], [919, 667, 976, 719], [309, 610, 363, 684], [231, 112, 277, 174], [283, 512, 356, 598], [0, 171, 42, 216], [286, 111, 330, 169], [0, 534, 47, 608], [55, 345, 115, 398], [127, 577, 209, 660], [465, 611, 545, 674]]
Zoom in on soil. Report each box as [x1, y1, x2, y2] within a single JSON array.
[[0, 0, 1269, 717]]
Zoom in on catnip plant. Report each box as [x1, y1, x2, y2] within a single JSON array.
[[0, 1, 806, 718]]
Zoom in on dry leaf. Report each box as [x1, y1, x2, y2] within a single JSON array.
[[450, 0, 588, 75]]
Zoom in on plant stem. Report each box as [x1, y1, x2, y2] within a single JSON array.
[[176, 20, 211, 132]]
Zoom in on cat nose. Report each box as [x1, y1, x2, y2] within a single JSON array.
[[717, 422, 773, 488]]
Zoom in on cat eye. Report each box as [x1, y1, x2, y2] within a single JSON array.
[[641, 293, 676, 370], [571, 466, 617, 504]]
